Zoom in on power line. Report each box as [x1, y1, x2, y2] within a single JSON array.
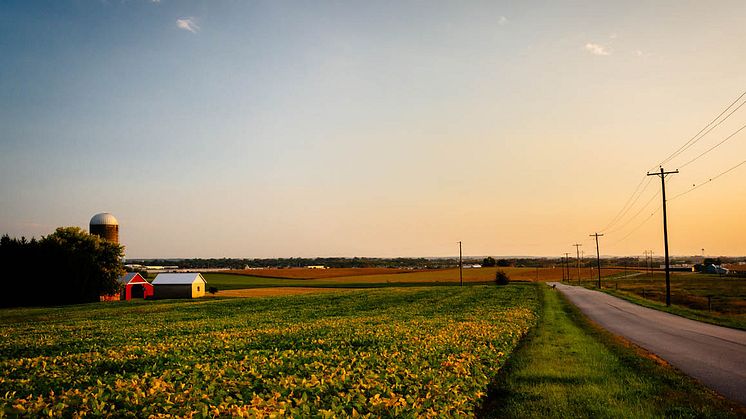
[[610, 206, 660, 246], [600, 92, 744, 234], [599, 176, 653, 232], [605, 188, 660, 235], [653, 90, 746, 170], [669, 159, 746, 201], [678, 122, 746, 169]]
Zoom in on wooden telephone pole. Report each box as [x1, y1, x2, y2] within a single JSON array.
[[590, 233, 604, 288], [458, 241, 463, 286], [647, 167, 678, 306], [573, 243, 582, 283]]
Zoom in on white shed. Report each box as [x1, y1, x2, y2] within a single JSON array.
[[152, 273, 207, 299]]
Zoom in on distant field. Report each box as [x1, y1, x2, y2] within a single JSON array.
[[580, 272, 746, 330], [205, 267, 634, 291], [0, 286, 538, 417], [224, 267, 433, 279]]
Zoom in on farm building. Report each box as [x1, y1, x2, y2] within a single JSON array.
[[119, 273, 154, 300], [100, 273, 154, 301], [152, 273, 207, 299], [90, 212, 119, 244]]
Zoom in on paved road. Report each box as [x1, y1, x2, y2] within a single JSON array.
[[550, 282, 746, 405]]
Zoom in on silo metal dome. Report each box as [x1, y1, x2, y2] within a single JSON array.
[[90, 212, 119, 243], [90, 212, 119, 226]]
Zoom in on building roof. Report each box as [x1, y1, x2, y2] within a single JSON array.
[[90, 212, 119, 226], [152, 273, 207, 285], [118, 272, 149, 285]]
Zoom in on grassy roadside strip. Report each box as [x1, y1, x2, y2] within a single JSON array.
[[591, 287, 746, 331], [478, 283, 744, 418]]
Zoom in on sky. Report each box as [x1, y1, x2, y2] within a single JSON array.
[[1, 0, 745, 258]]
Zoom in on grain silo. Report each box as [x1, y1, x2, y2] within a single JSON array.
[[90, 212, 119, 244]]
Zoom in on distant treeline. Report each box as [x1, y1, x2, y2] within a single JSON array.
[[0, 228, 124, 308], [127, 256, 745, 271], [126, 257, 582, 269], [127, 257, 459, 270]]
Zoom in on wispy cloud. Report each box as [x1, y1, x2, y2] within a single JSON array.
[[498, 16, 508, 26], [176, 17, 199, 33], [584, 42, 610, 56]]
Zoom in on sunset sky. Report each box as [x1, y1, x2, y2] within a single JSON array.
[[1, 1, 745, 258]]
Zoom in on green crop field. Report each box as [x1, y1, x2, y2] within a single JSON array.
[[0, 285, 538, 417], [578, 272, 746, 330]]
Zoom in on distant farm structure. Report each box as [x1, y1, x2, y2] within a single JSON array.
[[152, 273, 207, 299], [119, 273, 154, 300], [89, 212, 119, 244], [101, 273, 154, 301]]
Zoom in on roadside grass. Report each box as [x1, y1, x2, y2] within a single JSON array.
[[480, 283, 744, 418], [574, 272, 746, 330]]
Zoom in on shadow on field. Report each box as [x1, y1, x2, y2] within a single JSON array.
[[473, 292, 543, 418]]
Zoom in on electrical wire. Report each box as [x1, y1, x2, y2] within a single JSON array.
[[600, 91, 744, 234], [599, 176, 652, 232], [652, 90, 746, 171], [669, 159, 746, 201], [678, 122, 746, 169], [610, 206, 661, 246], [605, 189, 660, 235]]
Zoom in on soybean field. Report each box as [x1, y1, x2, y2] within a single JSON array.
[[0, 285, 538, 417]]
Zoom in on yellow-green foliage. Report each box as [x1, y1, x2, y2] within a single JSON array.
[[0, 286, 538, 417]]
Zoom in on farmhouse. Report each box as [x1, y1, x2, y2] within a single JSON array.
[[152, 273, 207, 299]]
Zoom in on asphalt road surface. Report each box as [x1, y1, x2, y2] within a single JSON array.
[[550, 282, 746, 405]]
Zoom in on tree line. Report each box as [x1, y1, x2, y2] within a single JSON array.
[[0, 227, 124, 308], [126, 257, 462, 270]]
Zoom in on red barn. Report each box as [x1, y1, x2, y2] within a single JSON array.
[[116, 273, 154, 300]]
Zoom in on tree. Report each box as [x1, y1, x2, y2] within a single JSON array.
[[482, 257, 496, 267], [42, 227, 125, 302], [497, 259, 512, 267], [0, 227, 124, 307], [494, 270, 510, 285]]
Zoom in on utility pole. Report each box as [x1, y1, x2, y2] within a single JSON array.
[[648, 167, 678, 306], [561, 255, 566, 281], [646, 250, 654, 280], [564, 252, 571, 283], [458, 241, 463, 287], [573, 244, 582, 284], [590, 233, 604, 288]]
